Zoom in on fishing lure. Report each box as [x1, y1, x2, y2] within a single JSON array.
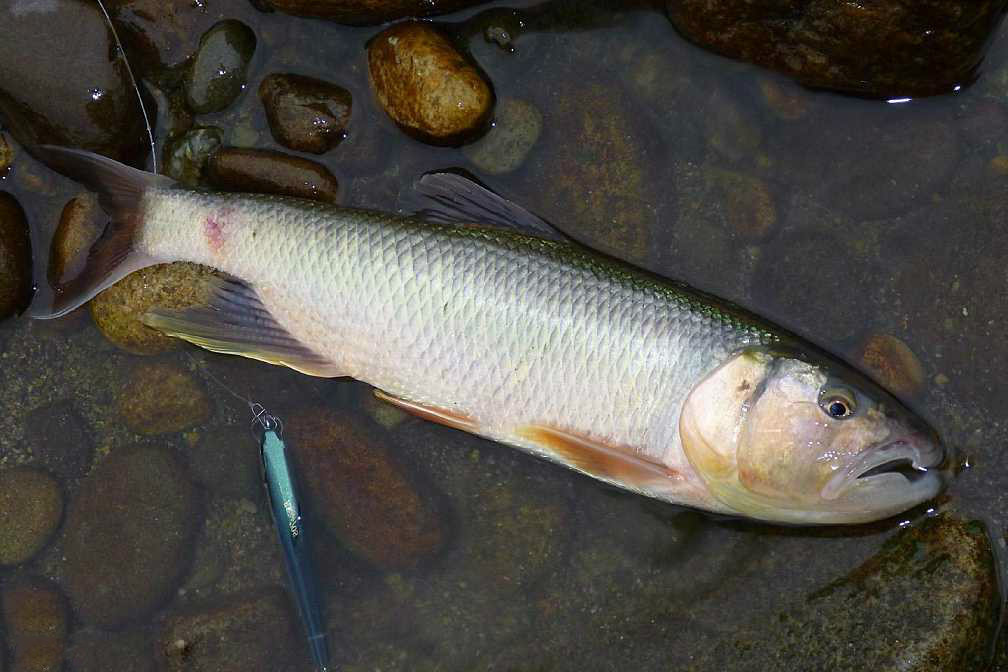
[[252, 403, 331, 672]]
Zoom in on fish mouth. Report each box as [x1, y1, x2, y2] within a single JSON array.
[[821, 433, 948, 501]]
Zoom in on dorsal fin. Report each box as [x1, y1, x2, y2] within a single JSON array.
[[411, 170, 569, 242]]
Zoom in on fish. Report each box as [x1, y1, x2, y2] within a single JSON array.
[[31, 146, 953, 525]]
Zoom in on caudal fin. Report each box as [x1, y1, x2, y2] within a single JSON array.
[[30, 146, 174, 319]]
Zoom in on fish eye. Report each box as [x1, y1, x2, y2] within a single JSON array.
[[819, 387, 857, 419]]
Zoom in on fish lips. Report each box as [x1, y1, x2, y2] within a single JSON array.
[[821, 432, 952, 502]]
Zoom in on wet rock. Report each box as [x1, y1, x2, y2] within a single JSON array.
[[0, 192, 32, 320], [23, 401, 95, 481], [462, 97, 542, 174], [286, 407, 445, 570], [698, 515, 998, 670], [184, 20, 257, 115], [0, 0, 149, 161], [368, 22, 494, 145], [706, 168, 777, 241], [1, 578, 68, 672], [158, 589, 299, 672], [666, 0, 1008, 98], [163, 127, 225, 188], [106, 0, 221, 74], [90, 262, 219, 355], [206, 147, 340, 203], [0, 132, 11, 173], [703, 86, 763, 164], [858, 333, 926, 398], [525, 78, 659, 263], [0, 468, 63, 567], [63, 446, 200, 627], [49, 194, 102, 288], [118, 362, 213, 435], [259, 74, 352, 154], [757, 76, 814, 121], [68, 628, 156, 672], [185, 426, 262, 499], [254, 0, 489, 25]]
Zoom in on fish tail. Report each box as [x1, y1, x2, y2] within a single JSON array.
[[30, 146, 174, 319]]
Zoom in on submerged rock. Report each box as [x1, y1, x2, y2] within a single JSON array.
[[185, 20, 257, 115], [90, 262, 219, 355], [185, 425, 262, 499], [1, 578, 69, 672], [858, 333, 926, 398], [462, 97, 542, 175], [158, 589, 299, 672], [68, 628, 156, 672], [118, 362, 213, 435], [0, 0, 149, 161], [286, 406, 445, 570], [259, 73, 352, 154], [0, 132, 11, 173], [695, 515, 999, 671], [49, 193, 102, 288], [0, 192, 32, 320], [666, 0, 1008, 98], [368, 22, 494, 146], [254, 0, 489, 25], [63, 446, 200, 627], [206, 147, 340, 203], [0, 468, 63, 567], [23, 400, 95, 481]]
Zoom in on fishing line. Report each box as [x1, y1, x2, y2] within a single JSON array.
[[96, 0, 158, 174]]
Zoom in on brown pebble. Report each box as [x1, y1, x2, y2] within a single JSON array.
[[258, 73, 352, 154], [91, 262, 220, 355], [118, 362, 214, 435], [0, 468, 63, 566], [49, 193, 102, 286], [859, 333, 926, 398], [0, 191, 32, 319], [989, 155, 1008, 176], [757, 77, 812, 121], [0, 132, 12, 172], [1, 578, 69, 672], [368, 21, 494, 145], [206, 147, 340, 203]]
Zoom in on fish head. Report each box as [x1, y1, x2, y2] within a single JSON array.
[[679, 347, 952, 524]]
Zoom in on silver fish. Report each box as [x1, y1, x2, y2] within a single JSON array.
[[33, 146, 952, 524]]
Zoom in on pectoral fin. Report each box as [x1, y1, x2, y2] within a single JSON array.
[[144, 277, 345, 377], [373, 389, 480, 433], [518, 425, 681, 490]]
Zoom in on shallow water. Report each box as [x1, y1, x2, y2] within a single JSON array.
[[2, 1, 1008, 670]]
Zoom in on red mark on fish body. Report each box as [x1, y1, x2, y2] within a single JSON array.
[[204, 207, 233, 253]]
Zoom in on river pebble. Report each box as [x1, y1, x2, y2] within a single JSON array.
[[206, 147, 340, 203], [163, 127, 225, 187], [63, 446, 200, 627], [185, 20, 257, 115], [0, 468, 63, 567], [23, 400, 94, 481], [1, 579, 68, 672], [462, 97, 542, 174], [859, 333, 926, 398], [118, 362, 214, 435], [368, 22, 494, 145], [0, 192, 32, 320], [259, 73, 352, 154]]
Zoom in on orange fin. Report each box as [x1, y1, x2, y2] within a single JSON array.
[[373, 389, 479, 433], [518, 425, 680, 489]]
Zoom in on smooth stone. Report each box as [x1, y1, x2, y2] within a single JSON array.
[[63, 446, 200, 627], [253, 0, 489, 25], [858, 333, 926, 398], [666, 0, 1008, 98], [705, 168, 777, 241], [368, 22, 494, 146], [185, 20, 257, 115], [0, 0, 149, 161], [158, 589, 299, 672], [259, 73, 352, 154], [185, 425, 262, 499], [206, 147, 340, 203], [23, 400, 95, 481], [462, 97, 542, 175], [117, 362, 214, 435], [0, 192, 32, 320], [286, 406, 445, 570], [0, 468, 63, 567], [0, 132, 11, 173], [1, 579, 68, 672], [48, 194, 102, 288], [90, 262, 219, 355], [163, 127, 225, 187]]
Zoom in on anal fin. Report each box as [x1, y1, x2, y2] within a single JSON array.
[[143, 277, 345, 378], [373, 389, 480, 433], [518, 425, 681, 490]]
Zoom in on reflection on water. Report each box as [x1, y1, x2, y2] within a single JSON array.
[[0, 1, 1007, 670]]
